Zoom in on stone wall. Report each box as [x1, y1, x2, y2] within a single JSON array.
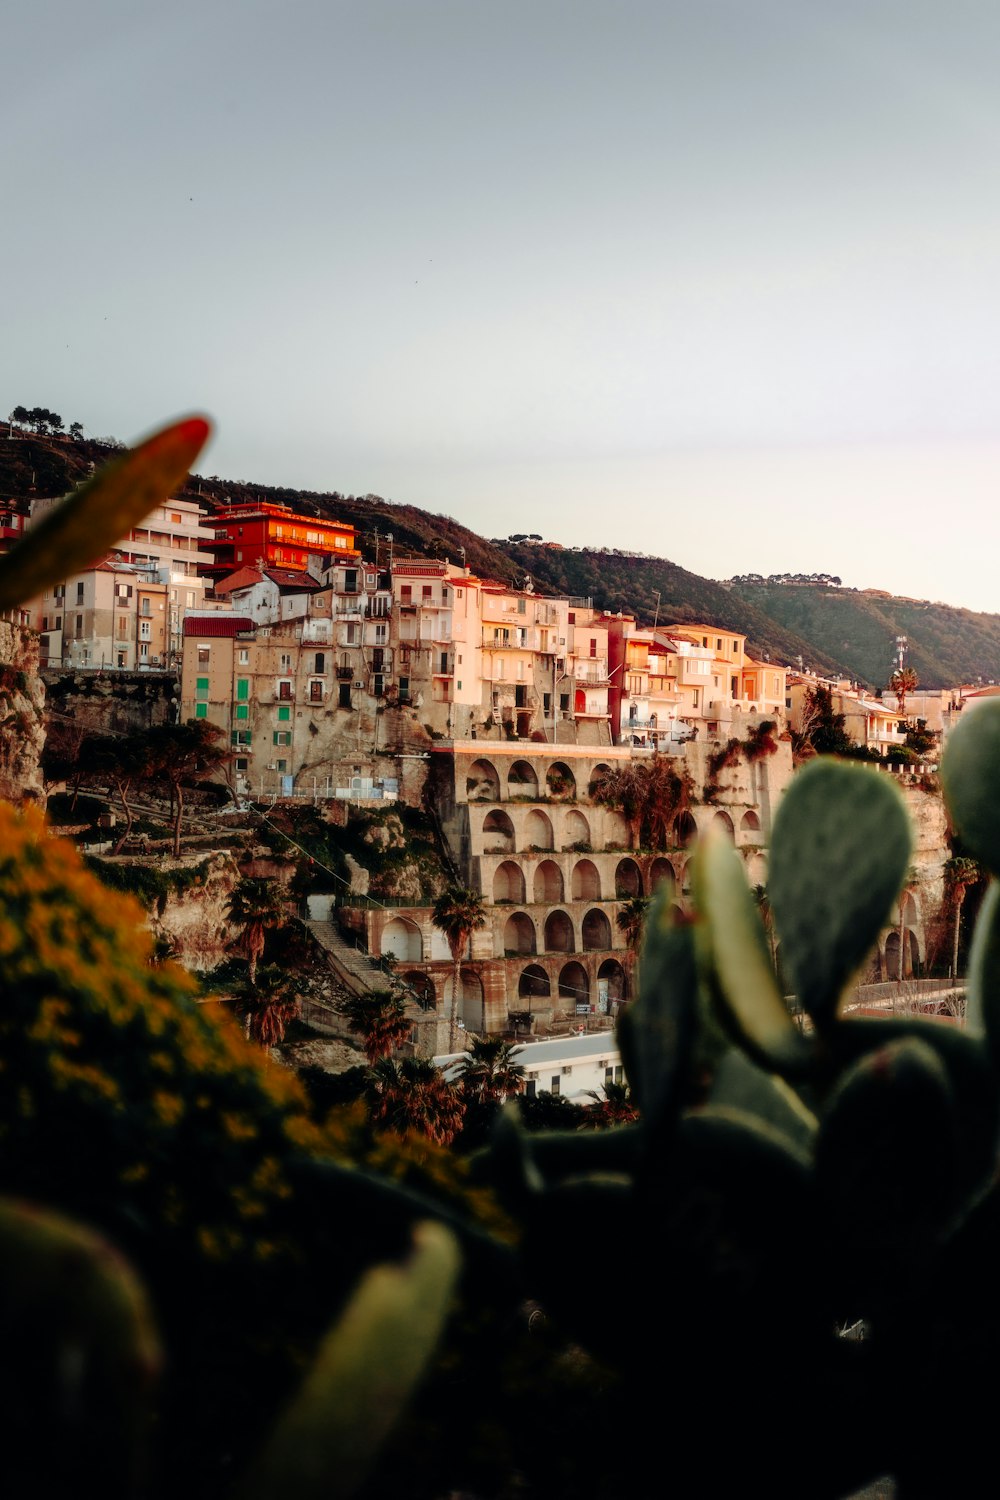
[[0, 619, 45, 802], [42, 669, 179, 737]]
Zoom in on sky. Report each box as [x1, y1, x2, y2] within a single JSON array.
[[6, 1, 1000, 610]]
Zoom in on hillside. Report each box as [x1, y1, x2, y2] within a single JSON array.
[[6, 427, 997, 688], [729, 582, 1000, 690]]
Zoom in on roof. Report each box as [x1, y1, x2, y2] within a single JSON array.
[[263, 567, 322, 592], [183, 615, 255, 638], [214, 566, 264, 595]]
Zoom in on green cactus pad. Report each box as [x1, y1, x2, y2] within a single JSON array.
[[247, 1220, 460, 1500], [616, 896, 698, 1139], [769, 759, 912, 1026], [966, 880, 1000, 1066], [707, 1049, 817, 1155], [942, 700, 1000, 875], [695, 825, 812, 1078]]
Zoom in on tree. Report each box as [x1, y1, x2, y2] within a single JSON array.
[[432, 885, 488, 1051], [795, 685, 854, 757], [365, 1057, 466, 1146], [226, 877, 286, 984], [338, 990, 413, 1064], [616, 895, 650, 953], [593, 757, 693, 852], [888, 667, 918, 725], [236, 964, 299, 1049], [68, 422, 84, 441], [8, 406, 29, 428], [582, 1080, 640, 1127], [944, 856, 980, 980], [79, 730, 160, 855], [457, 1036, 525, 1106], [146, 719, 229, 856]]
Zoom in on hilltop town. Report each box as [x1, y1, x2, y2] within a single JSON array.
[[0, 416, 990, 1088]]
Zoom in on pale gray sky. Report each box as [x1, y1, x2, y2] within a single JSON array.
[[6, 1, 1000, 608]]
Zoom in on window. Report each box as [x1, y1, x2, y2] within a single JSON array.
[[237, 679, 249, 700], [275, 759, 287, 773], [560, 693, 569, 712], [198, 645, 210, 665], [422, 585, 432, 600], [139, 621, 151, 640], [235, 704, 249, 721], [401, 585, 412, 602], [273, 731, 292, 746], [717, 638, 722, 652], [231, 729, 252, 746], [280, 653, 292, 671], [525, 1080, 537, 1099], [195, 702, 207, 719], [439, 652, 449, 675], [54, 585, 65, 600], [42, 616, 48, 632], [373, 674, 384, 697], [345, 569, 358, 594], [345, 623, 357, 644], [550, 1076, 560, 1096], [141, 599, 152, 617], [568, 611, 575, 624], [235, 757, 249, 772], [517, 598, 526, 614], [238, 649, 250, 665], [76, 582, 85, 602], [457, 588, 463, 599], [278, 680, 292, 700], [196, 677, 209, 700], [314, 652, 325, 674], [398, 676, 409, 701], [441, 587, 449, 604], [277, 705, 291, 722], [309, 680, 323, 702], [55, 616, 61, 630], [76, 614, 83, 633]]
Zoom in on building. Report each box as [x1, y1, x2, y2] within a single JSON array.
[[204, 502, 359, 581], [35, 558, 169, 671]]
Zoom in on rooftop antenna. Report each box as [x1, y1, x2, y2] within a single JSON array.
[[894, 635, 908, 673]]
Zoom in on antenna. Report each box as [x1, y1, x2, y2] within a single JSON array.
[[894, 635, 908, 672]]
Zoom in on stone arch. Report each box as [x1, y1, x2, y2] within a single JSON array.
[[679, 858, 694, 897], [455, 972, 485, 1032], [503, 911, 536, 956], [740, 809, 762, 836], [674, 810, 698, 848], [402, 971, 436, 1010], [381, 916, 422, 962], [518, 963, 550, 1002], [615, 857, 644, 898], [649, 858, 675, 899], [508, 759, 539, 798], [533, 860, 564, 903], [564, 808, 591, 848], [582, 907, 612, 951], [604, 809, 630, 848], [465, 758, 500, 801], [669, 902, 685, 925], [544, 909, 575, 953], [546, 760, 576, 800], [597, 958, 628, 1010], [571, 858, 602, 901], [524, 808, 554, 851], [493, 860, 525, 904], [559, 961, 590, 1009], [712, 810, 735, 841], [482, 808, 515, 853], [428, 924, 458, 962]]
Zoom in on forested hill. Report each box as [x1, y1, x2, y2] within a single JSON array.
[[495, 543, 850, 678], [728, 581, 1000, 690]]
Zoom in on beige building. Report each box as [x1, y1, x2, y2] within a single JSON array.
[[36, 559, 169, 671]]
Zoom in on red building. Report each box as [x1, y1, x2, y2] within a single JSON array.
[[205, 501, 359, 580]]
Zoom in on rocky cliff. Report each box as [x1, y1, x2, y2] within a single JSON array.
[[0, 619, 45, 802]]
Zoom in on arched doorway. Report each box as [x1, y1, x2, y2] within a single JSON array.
[[493, 860, 525, 903], [597, 958, 628, 1012], [582, 908, 612, 951], [381, 916, 422, 962], [544, 910, 575, 953], [508, 760, 539, 798], [503, 912, 536, 955], [483, 808, 516, 853], [518, 964, 550, 1004], [649, 858, 675, 899], [533, 860, 564, 903], [615, 857, 643, 898], [558, 961, 590, 1011], [546, 761, 576, 800], [564, 809, 591, 848], [571, 859, 602, 900], [525, 808, 555, 850], [674, 811, 698, 848], [740, 809, 762, 838], [465, 759, 500, 801], [712, 810, 735, 841]]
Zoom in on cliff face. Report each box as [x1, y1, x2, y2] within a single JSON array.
[[0, 621, 45, 802], [147, 851, 243, 971]]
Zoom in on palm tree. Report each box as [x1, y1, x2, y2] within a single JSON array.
[[338, 991, 413, 1064], [888, 667, 918, 726], [945, 856, 980, 980], [583, 1079, 640, 1127], [457, 1036, 525, 1106], [432, 885, 488, 1051], [226, 877, 286, 983], [616, 895, 650, 953], [238, 964, 299, 1050], [365, 1057, 466, 1146]]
